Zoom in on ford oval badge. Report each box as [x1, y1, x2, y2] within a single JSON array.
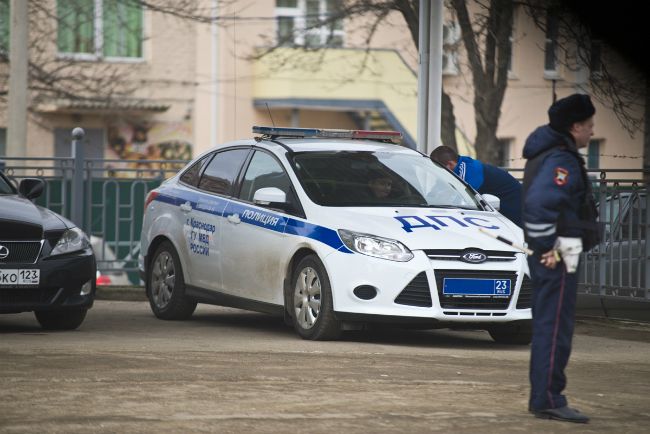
[[461, 251, 487, 263]]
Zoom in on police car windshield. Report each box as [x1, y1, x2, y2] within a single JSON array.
[[291, 151, 481, 209]]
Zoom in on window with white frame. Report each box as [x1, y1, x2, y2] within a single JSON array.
[[442, 21, 460, 75], [544, 9, 559, 76], [0, 0, 9, 56], [579, 139, 600, 169], [590, 39, 603, 78], [57, 0, 143, 60], [275, 0, 344, 48], [496, 138, 512, 168]]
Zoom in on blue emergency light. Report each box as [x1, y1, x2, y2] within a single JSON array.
[[252, 126, 402, 144]]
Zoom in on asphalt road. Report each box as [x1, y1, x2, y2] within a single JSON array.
[[1, 300, 649, 433]]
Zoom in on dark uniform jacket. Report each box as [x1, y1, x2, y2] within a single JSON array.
[[522, 125, 588, 252]]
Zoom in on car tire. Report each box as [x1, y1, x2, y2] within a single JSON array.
[[34, 309, 87, 330], [488, 321, 532, 345], [147, 241, 197, 320], [290, 255, 341, 340]]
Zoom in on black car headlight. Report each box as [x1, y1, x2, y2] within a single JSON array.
[[338, 229, 414, 262], [51, 227, 90, 256]]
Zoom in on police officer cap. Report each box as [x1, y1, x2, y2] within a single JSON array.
[[548, 93, 595, 132]]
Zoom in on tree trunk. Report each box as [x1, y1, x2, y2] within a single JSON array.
[[643, 75, 650, 187], [452, 0, 513, 165], [396, 0, 457, 151], [441, 91, 458, 150]]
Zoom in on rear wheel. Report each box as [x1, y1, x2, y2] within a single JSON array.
[[488, 321, 532, 345], [35, 309, 87, 330], [291, 255, 341, 340], [147, 241, 196, 320]]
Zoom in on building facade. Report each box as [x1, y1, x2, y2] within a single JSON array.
[[0, 0, 645, 173]]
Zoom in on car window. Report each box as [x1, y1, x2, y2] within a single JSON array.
[[0, 172, 15, 194], [239, 151, 290, 200], [179, 154, 213, 187], [618, 195, 647, 241], [291, 151, 481, 209], [198, 149, 249, 196]]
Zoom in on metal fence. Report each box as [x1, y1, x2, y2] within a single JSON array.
[[1, 150, 649, 300], [2, 154, 186, 285]]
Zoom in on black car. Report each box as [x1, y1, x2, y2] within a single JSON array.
[[0, 170, 96, 329]]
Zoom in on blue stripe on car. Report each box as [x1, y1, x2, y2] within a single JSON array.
[[155, 188, 352, 253]]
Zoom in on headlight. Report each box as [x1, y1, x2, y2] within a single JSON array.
[[338, 229, 413, 262], [51, 227, 90, 256]]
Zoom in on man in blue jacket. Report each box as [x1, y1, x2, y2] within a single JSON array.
[[430, 146, 522, 227], [522, 93, 596, 424]]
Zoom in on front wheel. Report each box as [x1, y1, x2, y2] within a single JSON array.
[[290, 255, 341, 340], [147, 241, 196, 320], [488, 321, 532, 345], [35, 309, 87, 330]]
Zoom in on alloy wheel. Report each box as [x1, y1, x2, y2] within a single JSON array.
[[151, 251, 175, 309], [294, 266, 322, 329]]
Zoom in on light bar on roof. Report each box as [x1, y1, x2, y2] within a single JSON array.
[[252, 126, 402, 144]]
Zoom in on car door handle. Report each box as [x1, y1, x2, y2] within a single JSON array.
[[227, 213, 241, 224], [180, 202, 192, 213]]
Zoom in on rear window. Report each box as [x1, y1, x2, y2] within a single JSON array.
[[291, 151, 481, 209]]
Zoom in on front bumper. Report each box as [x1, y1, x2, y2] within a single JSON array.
[[324, 250, 532, 325], [0, 248, 96, 314]]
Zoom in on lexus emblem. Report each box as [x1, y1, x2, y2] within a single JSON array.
[[0, 244, 9, 260], [461, 251, 487, 263]]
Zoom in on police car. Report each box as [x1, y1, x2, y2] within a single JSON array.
[[139, 127, 532, 343]]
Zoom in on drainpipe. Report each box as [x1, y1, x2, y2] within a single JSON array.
[[211, 0, 219, 147], [417, 0, 430, 153]]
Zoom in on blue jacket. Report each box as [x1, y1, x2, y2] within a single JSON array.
[[454, 156, 522, 227], [522, 125, 587, 252]]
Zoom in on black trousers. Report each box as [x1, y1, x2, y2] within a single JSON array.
[[527, 254, 578, 410]]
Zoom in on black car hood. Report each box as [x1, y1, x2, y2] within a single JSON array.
[[0, 195, 71, 232]]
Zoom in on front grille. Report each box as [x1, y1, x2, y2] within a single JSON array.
[[0, 220, 43, 240], [394, 272, 432, 307], [0, 287, 60, 305], [434, 269, 517, 309], [425, 249, 516, 262], [516, 275, 533, 309], [0, 241, 43, 264]]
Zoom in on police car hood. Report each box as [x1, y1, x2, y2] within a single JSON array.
[[328, 207, 523, 252]]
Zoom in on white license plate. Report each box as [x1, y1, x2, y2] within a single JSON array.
[[0, 269, 40, 286]]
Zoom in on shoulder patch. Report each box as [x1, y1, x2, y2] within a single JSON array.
[[554, 167, 569, 186]]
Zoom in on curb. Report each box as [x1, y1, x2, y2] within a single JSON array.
[[96, 285, 147, 302]]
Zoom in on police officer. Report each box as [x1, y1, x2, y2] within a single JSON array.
[[522, 93, 596, 423], [430, 146, 523, 227]]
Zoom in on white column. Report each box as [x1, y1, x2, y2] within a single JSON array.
[[426, 0, 444, 154], [7, 0, 29, 158]]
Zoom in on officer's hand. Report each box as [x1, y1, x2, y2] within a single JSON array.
[[540, 249, 559, 269]]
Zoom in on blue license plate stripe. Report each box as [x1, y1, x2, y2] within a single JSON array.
[[442, 278, 511, 296]]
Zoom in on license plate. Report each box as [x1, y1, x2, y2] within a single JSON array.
[[442, 278, 511, 296], [0, 269, 40, 287]]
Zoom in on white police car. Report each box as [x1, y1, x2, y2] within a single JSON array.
[[139, 127, 532, 343]]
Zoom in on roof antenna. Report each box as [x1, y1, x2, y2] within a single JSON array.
[[265, 102, 276, 127]]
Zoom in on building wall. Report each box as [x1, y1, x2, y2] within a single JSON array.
[[1, 1, 644, 172], [445, 5, 645, 170]]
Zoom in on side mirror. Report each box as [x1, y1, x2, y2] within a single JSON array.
[[482, 193, 500, 211], [253, 187, 287, 207], [19, 178, 45, 200]]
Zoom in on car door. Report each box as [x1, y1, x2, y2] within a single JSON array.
[[220, 150, 300, 304], [185, 148, 250, 291]]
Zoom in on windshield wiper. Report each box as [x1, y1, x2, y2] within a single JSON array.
[[422, 204, 477, 210]]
